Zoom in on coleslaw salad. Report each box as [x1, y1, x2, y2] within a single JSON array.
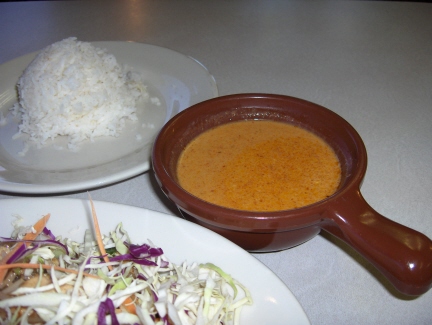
[[0, 200, 252, 325]]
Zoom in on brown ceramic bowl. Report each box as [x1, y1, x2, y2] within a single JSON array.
[[152, 93, 432, 296]]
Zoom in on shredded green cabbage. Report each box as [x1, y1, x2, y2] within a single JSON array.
[[0, 220, 252, 324]]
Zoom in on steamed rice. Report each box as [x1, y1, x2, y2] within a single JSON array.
[[12, 37, 148, 150]]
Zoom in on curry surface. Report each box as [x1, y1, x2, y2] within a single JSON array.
[[177, 120, 341, 211]]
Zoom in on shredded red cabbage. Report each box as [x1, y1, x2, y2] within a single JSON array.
[[109, 254, 158, 266], [160, 260, 170, 268], [4, 244, 27, 264], [0, 237, 69, 264], [152, 289, 159, 302], [108, 242, 164, 266], [42, 227, 56, 240], [0, 238, 69, 255], [125, 242, 164, 258], [85, 254, 108, 265], [0, 236, 15, 241], [97, 298, 119, 325], [9, 245, 41, 263]]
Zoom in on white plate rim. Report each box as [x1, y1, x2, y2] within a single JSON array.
[[0, 197, 310, 325], [0, 41, 218, 194]]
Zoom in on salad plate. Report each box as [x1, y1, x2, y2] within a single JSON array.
[[0, 198, 310, 325], [0, 41, 218, 194]]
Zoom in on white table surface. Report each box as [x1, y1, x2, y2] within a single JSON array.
[[1, 0, 431, 324]]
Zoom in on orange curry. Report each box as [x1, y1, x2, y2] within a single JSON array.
[[177, 120, 341, 211]]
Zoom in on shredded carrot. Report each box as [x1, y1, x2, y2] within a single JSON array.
[[89, 197, 111, 268], [0, 214, 50, 283], [1, 199, 137, 314], [121, 297, 137, 314], [0, 263, 99, 279], [89, 196, 137, 315]]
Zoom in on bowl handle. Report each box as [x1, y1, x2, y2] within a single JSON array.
[[322, 189, 432, 296]]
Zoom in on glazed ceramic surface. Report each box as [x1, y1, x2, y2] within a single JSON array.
[[152, 94, 432, 296], [0, 198, 310, 325], [0, 42, 217, 194]]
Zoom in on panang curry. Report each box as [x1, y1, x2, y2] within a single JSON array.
[[177, 120, 341, 211]]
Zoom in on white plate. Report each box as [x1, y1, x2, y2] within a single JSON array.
[[0, 41, 218, 194], [0, 198, 310, 325]]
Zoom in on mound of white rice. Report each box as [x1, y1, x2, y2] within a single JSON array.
[[12, 37, 148, 150]]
